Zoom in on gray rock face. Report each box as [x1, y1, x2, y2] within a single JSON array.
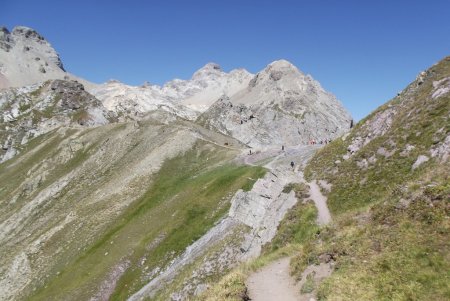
[[0, 27, 13, 52], [412, 155, 429, 170], [11, 26, 64, 70], [129, 147, 318, 300], [91, 62, 253, 120], [197, 60, 352, 147], [0, 26, 94, 90], [0, 80, 114, 162]]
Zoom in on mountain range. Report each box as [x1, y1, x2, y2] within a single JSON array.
[[0, 25, 448, 301]]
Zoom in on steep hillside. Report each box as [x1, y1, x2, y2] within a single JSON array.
[[0, 26, 93, 90], [199, 56, 450, 301], [0, 80, 113, 162], [305, 56, 450, 214], [299, 57, 450, 299], [294, 57, 450, 300], [0, 112, 266, 300], [197, 60, 352, 147]]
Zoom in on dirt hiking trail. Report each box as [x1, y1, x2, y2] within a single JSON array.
[[308, 180, 332, 225], [244, 144, 333, 301], [247, 258, 300, 301]]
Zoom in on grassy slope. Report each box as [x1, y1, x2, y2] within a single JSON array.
[[26, 140, 265, 301], [0, 113, 266, 300], [304, 58, 450, 214], [297, 57, 450, 300]]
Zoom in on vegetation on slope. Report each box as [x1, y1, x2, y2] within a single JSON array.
[[27, 142, 265, 301], [298, 163, 450, 300], [296, 57, 450, 300], [305, 57, 450, 214], [0, 111, 266, 301]]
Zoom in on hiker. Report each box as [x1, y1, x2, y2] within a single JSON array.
[[282, 145, 284, 151], [290, 161, 294, 169]]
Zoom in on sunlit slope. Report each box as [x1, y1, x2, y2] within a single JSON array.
[[0, 115, 265, 300]]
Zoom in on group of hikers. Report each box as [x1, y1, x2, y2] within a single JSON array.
[[247, 139, 339, 170]]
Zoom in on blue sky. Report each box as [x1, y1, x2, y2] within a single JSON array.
[[2, 0, 450, 120]]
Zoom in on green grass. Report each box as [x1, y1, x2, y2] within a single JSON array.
[[196, 270, 248, 301], [292, 57, 450, 300], [305, 68, 450, 215], [282, 182, 310, 199], [314, 166, 450, 300], [29, 142, 266, 301], [264, 201, 318, 253]]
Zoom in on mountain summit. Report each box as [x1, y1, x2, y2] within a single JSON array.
[[198, 60, 352, 146], [0, 26, 92, 90]]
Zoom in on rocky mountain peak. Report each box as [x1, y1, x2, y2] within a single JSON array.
[[267, 59, 299, 72], [199, 59, 352, 147], [0, 27, 10, 39], [11, 26, 46, 41], [249, 59, 305, 88], [202, 62, 222, 71], [266, 59, 302, 80], [0, 27, 13, 52], [191, 62, 224, 80], [0, 25, 90, 90]]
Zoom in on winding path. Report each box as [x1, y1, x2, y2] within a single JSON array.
[[308, 180, 332, 225], [244, 144, 332, 301]]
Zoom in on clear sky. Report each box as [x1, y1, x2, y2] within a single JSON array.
[[2, 0, 450, 120]]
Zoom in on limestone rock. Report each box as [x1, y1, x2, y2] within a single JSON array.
[[412, 155, 429, 170], [0, 80, 113, 162], [0, 25, 94, 90], [197, 60, 352, 147]]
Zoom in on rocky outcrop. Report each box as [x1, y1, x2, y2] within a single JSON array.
[[340, 58, 450, 162], [0, 26, 93, 90], [91, 80, 200, 121], [197, 60, 352, 147], [0, 80, 114, 162], [90, 62, 253, 121], [129, 147, 317, 300]]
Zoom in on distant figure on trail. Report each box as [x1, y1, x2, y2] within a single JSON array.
[[249, 149, 252, 155], [282, 145, 284, 151], [290, 161, 294, 169]]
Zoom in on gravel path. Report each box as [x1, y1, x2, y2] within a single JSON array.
[[247, 258, 300, 301], [245, 144, 333, 301], [308, 180, 332, 225]]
